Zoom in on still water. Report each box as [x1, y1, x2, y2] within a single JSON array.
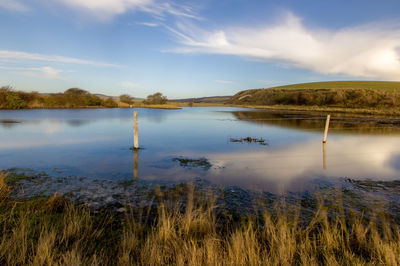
[[1, 107, 400, 194]]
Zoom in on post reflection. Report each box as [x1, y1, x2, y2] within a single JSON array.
[[322, 143, 327, 170], [134, 149, 139, 179]]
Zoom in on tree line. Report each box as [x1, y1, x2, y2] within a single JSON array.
[[0, 86, 117, 109], [0, 86, 170, 110]]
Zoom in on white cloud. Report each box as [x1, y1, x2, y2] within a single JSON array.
[[55, 0, 198, 20], [21, 66, 64, 80], [205, 136, 400, 192], [0, 65, 64, 79], [169, 13, 400, 80], [57, 0, 152, 18], [0, 0, 29, 12], [0, 50, 122, 67], [134, 21, 159, 27]]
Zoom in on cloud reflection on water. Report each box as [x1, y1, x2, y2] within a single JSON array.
[[194, 136, 400, 193]]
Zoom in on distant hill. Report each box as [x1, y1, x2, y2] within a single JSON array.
[[229, 81, 400, 109], [268, 81, 400, 92], [171, 96, 232, 103]]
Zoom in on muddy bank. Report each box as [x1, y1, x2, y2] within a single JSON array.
[[3, 169, 400, 224]]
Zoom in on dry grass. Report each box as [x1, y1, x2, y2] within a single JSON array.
[[230, 84, 400, 114], [1, 173, 399, 265]]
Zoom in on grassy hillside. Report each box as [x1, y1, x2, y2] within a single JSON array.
[[229, 81, 400, 110], [270, 81, 400, 92]]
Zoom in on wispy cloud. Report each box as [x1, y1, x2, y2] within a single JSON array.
[[0, 65, 65, 80], [134, 21, 159, 27], [55, 0, 199, 21], [0, 0, 29, 12], [0, 50, 122, 67], [21, 66, 64, 80], [168, 12, 400, 80], [215, 80, 236, 85]]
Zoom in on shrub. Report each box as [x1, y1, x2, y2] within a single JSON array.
[[120, 94, 134, 105], [144, 92, 167, 104], [104, 98, 118, 108]]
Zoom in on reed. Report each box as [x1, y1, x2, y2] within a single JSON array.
[[1, 173, 399, 265]]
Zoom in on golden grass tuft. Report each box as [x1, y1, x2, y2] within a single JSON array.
[[0, 173, 11, 203], [0, 181, 399, 265]]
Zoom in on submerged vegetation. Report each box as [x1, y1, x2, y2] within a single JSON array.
[[0, 86, 118, 109], [1, 172, 400, 265], [172, 157, 212, 170], [229, 136, 268, 145]]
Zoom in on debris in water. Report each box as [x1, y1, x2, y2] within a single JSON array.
[[172, 157, 212, 170], [229, 137, 268, 146]]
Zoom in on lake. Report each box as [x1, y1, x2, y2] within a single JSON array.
[[1, 107, 400, 207]]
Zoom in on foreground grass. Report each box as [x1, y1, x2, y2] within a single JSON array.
[[1, 174, 400, 265]]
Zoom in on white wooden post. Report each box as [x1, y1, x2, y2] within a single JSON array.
[[323, 115, 330, 143], [134, 111, 139, 149]]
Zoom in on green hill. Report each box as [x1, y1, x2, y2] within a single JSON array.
[[270, 81, 400, 92], [229, 81, 400, 109]]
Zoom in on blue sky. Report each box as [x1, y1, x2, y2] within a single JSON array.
[[1, 0, 400, 98]]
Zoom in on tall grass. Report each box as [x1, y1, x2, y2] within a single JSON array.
[[1, 173, 399, 265]]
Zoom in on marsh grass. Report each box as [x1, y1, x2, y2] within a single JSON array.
[[1, 173, 399, 265]]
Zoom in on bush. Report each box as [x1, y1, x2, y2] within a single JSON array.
[[120, 94, 133, 105], [0, 86, 28, 109], [104, 98, 118, 108], [144, 92, 167, 104], [0, 86, 119, 109]]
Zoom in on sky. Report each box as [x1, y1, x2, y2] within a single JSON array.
[[1, 0, 400, 98]]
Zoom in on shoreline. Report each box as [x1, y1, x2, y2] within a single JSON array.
[[1, 102, 400, 118]]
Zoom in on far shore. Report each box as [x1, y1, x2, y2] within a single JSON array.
[[2, 101, 400, 117]]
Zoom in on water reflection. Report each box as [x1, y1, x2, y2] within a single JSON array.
[[231, 111, 400, 135], [0, 119, 21, 128], [66, 119, 93, 127], [322, 143, 327, 170], [134, 149, 139, 179], [1, 107, 400, 194], [202, 136, 400, 192]]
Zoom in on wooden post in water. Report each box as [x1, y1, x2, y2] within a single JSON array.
[[133, 111, 139, 149], [322, 114, 330, 143]]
